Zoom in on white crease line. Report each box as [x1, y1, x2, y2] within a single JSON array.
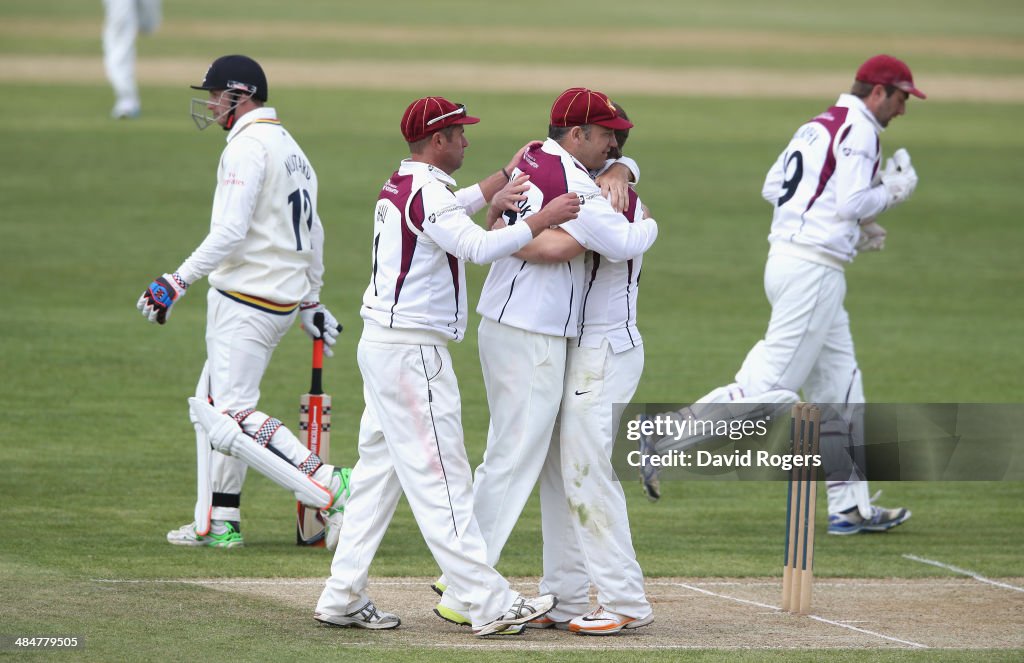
[[648, 580, 973, 588], [668, 582, 928, 649], [90, 578, 431, 586], [93, 578, 323, 585], [806, 615, 928, 649], [902, 554, 1024, 592]]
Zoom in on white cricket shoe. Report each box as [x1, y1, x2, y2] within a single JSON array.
[[474, 594, 557, 637], [568, 606, 654, 635], [315, 601, 400, 630]]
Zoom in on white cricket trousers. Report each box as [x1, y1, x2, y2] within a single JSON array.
[[700, 250, 870, 516], [102, 0, 161, 112], [540, 341, 651, 620], [317, 335, 515, 628], [438, 317, 566, 611], [198, 290, 313, 523], [473, 318, 568, 562]]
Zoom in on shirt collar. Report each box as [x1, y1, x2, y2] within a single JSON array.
[[543, 138, 592, 176], [226, 107, 279, 143], [398, 159, 457, 188], [837, 93, 884, 133]]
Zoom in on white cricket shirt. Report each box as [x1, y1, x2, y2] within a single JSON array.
[[577, 187, 648, 352], [177, 107, 324, 307], [476, 139, 658, 337], [763, 94, 890, 264], [361, 160, 534, 342]]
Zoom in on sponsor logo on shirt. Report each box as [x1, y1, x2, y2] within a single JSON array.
[[428, 204, 464, 223], [842, 147, 872, 158]]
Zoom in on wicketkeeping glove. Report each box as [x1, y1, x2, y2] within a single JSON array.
[[856, 218, 887, 252], [299, 302, 342, 357], [881, 148, 918, 208], [137, 272, 188, 324]]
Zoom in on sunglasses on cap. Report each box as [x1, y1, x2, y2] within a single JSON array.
[[426, 104, 466, 126]]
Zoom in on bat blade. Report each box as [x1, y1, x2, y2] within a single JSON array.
[[297, 393, 331, 546], [297, 311, 329, 546]]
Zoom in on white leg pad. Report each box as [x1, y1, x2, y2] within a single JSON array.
[[191, 364, 213, 536], [188, 398, 334, 509], [194, 422, 212, 535]]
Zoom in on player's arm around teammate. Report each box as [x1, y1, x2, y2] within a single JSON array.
[[137, 55, 349, 548], [513, 102, 656, 633], [315, 97, 575, 635]]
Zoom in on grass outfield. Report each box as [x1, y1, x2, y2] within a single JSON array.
[[1, 1, 1022, 661]]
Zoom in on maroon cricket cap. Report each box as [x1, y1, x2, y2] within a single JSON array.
[[400, 97, 480, 143], [550, 88, 634, 130], [855, 55, 926, 99]]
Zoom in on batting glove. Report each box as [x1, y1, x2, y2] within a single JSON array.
[[881, 148, 918, 208], [138, 272, 188, 325], [299, 302, 342, 357]]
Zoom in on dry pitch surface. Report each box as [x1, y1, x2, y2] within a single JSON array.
[[96, 574, 1024, 651]]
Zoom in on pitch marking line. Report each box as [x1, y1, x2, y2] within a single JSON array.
[[662, 581, 929, 649], [902, 554, 1024, 592]]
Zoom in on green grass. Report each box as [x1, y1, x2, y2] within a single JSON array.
[[1, 1, 1022, 661]]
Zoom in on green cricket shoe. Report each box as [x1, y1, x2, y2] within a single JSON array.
[[166, 521, 244, 548]]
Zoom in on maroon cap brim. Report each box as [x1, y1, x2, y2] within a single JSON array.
[[452, 115, 481, 126], [593, 116, 634, 130], [896, 82, 927, 99]]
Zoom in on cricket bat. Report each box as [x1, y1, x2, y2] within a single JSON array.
[[297, 312, 331, 546]]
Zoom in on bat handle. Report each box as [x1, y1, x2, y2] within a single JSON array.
[[311, 312, 325, 392]]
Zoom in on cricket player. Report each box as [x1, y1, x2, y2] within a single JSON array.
[[103, 0, 161, 118], [433, 88, 658, 627], [314, 96, 578, 635], [516, 104, 655, 634], [642, 55, 923, 534], [137, 55, 349, 548]]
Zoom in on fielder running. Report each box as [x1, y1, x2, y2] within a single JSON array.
[[137, 55, 349, 548], [641, 55, 922, 535], [434, 88, 658, 631], [314, 97, 579, 635]]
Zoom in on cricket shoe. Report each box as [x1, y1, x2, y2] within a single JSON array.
[[430, 580, 448, 597], [166, 520, 244, 548], [432, 604, 523, 635], [314, 600, 400, 630], [474, 594, 557, 637], [322, 466, 352, 552], [635, 414, 661, 501], [828, 505, 911, 535], [525, 615, 571, 630], [568, 606, 654, 635], [111, 102, 140, 119]]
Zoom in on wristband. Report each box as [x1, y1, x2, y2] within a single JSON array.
[[501, 168, 511, 179]]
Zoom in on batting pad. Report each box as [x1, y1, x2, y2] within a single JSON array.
[[187, 398, 333, 509]]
